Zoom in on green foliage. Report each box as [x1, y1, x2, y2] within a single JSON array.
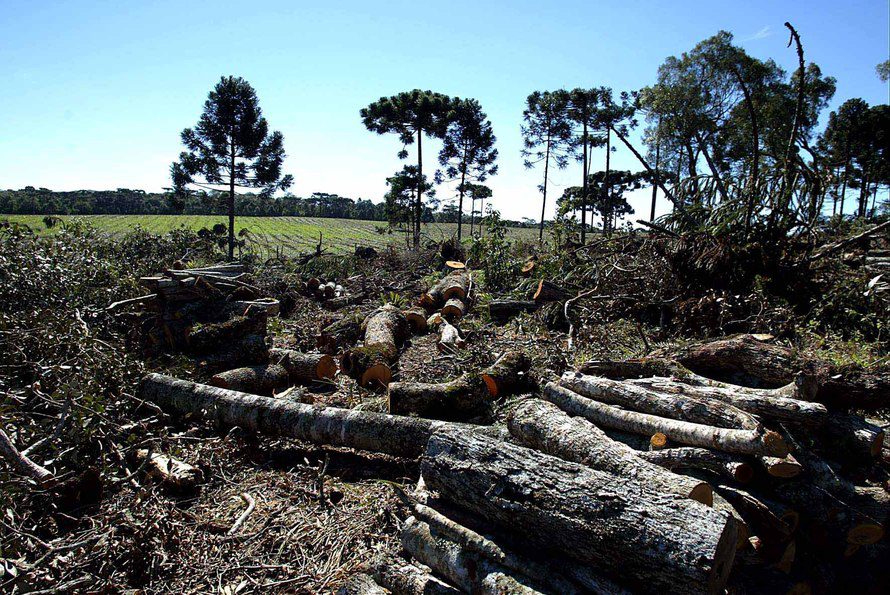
[[469, 207, 515, 291], [172, 75, 293, 258], [379, 291, 409, 309]]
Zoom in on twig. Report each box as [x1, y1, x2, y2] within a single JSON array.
[[636, 219, 681, 239], [106, 293, 156, 312], [0, 428, 56, 486], [228, 492, 257, 535]]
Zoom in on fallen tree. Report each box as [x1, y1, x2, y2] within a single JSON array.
[[421, 427, 739, 594], [480, 351, 532, 398], [507, 399, 713, 504], [543, 382, 788, 457], [387, 375, 484, 420], [210, 349, 337, 394]]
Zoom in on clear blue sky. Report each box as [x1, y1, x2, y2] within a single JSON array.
[[2, 0, 888, 221]]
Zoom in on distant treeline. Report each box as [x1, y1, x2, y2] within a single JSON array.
[[0, 187, 535, 226]]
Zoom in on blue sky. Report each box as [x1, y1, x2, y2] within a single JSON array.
[[1, 0, 888, 221]]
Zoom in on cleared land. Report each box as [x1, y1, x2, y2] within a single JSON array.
[[0, 214, 542, 255]]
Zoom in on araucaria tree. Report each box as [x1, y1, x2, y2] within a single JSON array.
[[361, 90, 455, 248], [568, 88, 606, 244], [171, 76, 293, 259], [436, 99, 498, 240], [521, 90, 573, 242]]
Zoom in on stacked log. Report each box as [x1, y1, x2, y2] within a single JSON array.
[[305, 276, 348, 303], [134, 264, 276, 371], [340, 305, 409, 387]]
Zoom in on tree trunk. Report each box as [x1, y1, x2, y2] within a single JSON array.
[[403, 307, 428, 333], [401, 517, 544, 594], [316, 313, 365, 354], [441, 273, 468, 302], [488, 300, 539, 322], [757, 454, 802, 478], [651, 118, 660, 222], [560, 372, 762, 431], [185, 314, 267, 354], [371, 560, 460, 595], [421, 427, 739, 594], [412, 503, 628, 595], [603, 127, 611, 235], [539, 135, 551, 243], [823, 414, 885, 461], [625, 377, 828, 429], [543, 382, 788, 457], [581, 120, 588, 244], [480, 350, 531, 398], [197, 333, 268, 373], [229, 137, 236, 260], [415, 129, 423, 248], [638, 447, 754, 484], [508, 399, 713, 504], [387, 374, 483, 419], [140, 373, 459, 459], [210, 349, 337, 394], [340, 305, 409, 387], [532, 279, 570, 303], [0, 429, 55, 485]]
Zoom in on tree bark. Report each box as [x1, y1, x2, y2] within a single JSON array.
[[338, 573, 387, 595], [488, 299, 539, 322], [197, 333, 268, 373], [421, 427, 739, 594], [480, 351, 532, 398], [211, 349, 336, 394], [185, 314, 267, 354], [140, 373, 461, 459], [508, 399, 713, 504], [387, 374, 484, 419], [136, 449, 203, 493], [823, 414, 885, 461], [543, 382, 788, 457], [532, 279, 570, 303], [403, 307, 428, 333], [402, 517, 544, 594], [441, 274, 468, 302], [316, 314, 365, 354], [371, 560, 460, 595], [560, 372, 762, 431], [340, 305, 409, 387], [638, 447, 754, 484], [625, 377, 828, 429]]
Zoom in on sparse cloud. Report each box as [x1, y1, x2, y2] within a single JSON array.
[[743, 25, 773, 41]]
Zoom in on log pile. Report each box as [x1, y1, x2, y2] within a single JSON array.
[[136, 264, 277, 371]]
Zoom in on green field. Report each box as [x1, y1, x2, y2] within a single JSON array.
[[1, 214, 542, 255]]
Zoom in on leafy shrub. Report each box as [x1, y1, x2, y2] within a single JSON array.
[[468, 207, 515, 292]]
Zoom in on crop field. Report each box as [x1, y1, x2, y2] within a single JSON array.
[[0, 214, 543, 255]]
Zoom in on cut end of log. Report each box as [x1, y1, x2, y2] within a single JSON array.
[[481, 374, 499, 398], [361, 364, 392, 388], [846, 523, 885, 546], [650, 432, 669, 450], [710, 515, 742, 593], [690, 483, 714, 507], [405, 310, 428, 333], [445, 260, 466, 270], [762, 456, 802, 478], [763, 430, 789, 458], [733, 463, 755, 484], [869, 430, 885, 457], [316, 355, 338, 380], [442, 287, 466, 302], [441, 300, 464, 320], [418, 294, 436, 310], [520, 260, 536, 276]]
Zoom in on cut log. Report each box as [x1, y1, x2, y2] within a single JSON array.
[[508, 399, 713, 505], [560, 372, 762, 430], [387, 375, 485, 419], [139, 373, 464, 459], [480, 351, 532, 398], [196, 333, 268, 373], [411, 503, 628, 595], [371, 559, 460, 595], [136, 449, 203, 492], [323, 281, 337, 299], [638, 447, 754, 484], [210, 363, 291, 395], [543, 382, 788, 457], [403, 307, 428, 333], [421, 427, 739, 594], [488, 299, 539, 322], [441, 273, 468, 301], [210, 350, 336, 394], [227, 298, 280, 317], [402, 516, 544, 594], [322, 293, 366, 311], [714, 485, 793, 558], [445, 260, 466, 270], [650, 432, 669, 450], [440, 298, 465, 320], [437, 320, 465, 352], [626, 377, 828, 429], [307, 277, 321, 291], [185, 314, 266, 354], [317, 314, 365, 354], [520, 260, 536, 276], [419, 274, 457, 310], [823, 414, 884, 461], [532, 279, 570, 303], [338, 573, 387, 595], [340, 305, 409, 387], [757, 454, 803, 478], [270, 348, 337, 382]]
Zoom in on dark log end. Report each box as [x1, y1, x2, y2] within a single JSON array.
[[316, 355, 338, 380], [362, 364, 392, 388], [690, 483, 714, 507], [847, 523, 884, 546]]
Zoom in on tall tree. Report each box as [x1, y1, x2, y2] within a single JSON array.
[[568, 88, 606, 243], [521, 90, 573, 242], [820, 98, 871, 217], [384, 166, 435, 247], [171, 76, 293, 259], [361, 90, 455, 248], [436, 99, 498, 241]]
